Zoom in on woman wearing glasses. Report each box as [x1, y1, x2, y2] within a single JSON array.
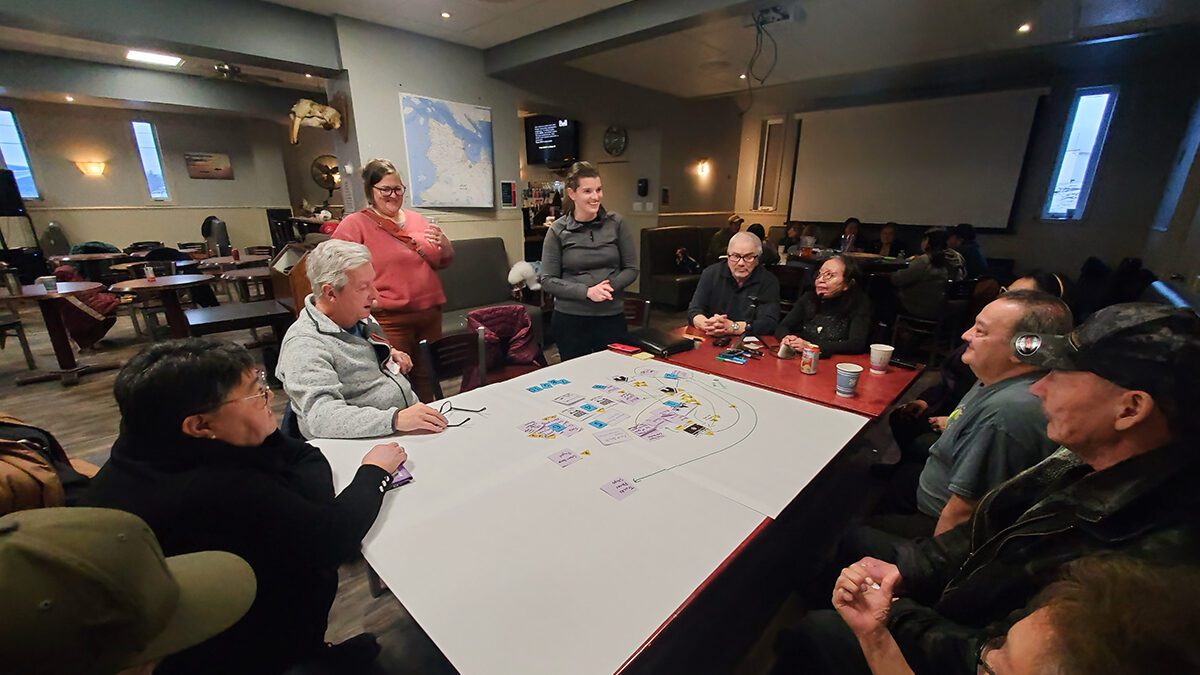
[[776, 255, 871, 357], [539, 162, 639, 360], [86, 339, 407, 675], [332, 158, 455, 383]]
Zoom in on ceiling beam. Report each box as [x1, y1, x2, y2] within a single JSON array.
[[485, 0, 772, 76], [0, 0, 341, 74], [0, 50, 314, 119]]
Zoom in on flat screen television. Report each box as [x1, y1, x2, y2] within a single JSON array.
[[524, 115, 579, 169]]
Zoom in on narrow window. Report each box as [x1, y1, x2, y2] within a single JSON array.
[[0, 110, 40, 199], [754, 117, 785, 210], [132, 121, 170, 201], [1043, 86, 1118, 220]]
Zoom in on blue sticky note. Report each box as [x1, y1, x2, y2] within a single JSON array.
[[527, 386, 542, 393], [589, 420, 608, 429], [561, 379, 571, 385], [663, 401, 682, 408], [592, 384, 607, 389], [663, 373, 678, 380], [548, 423, 566, 433], [580, 403, 598, 412]]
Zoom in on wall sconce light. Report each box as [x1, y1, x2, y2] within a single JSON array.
[[76, 161, 107, 177], [697, 159, 710, 176]]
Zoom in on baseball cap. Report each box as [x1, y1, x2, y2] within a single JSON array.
[[1011, 302, 1200, 397], [0, 507, 256, 675], [728, 214, 745, 226]]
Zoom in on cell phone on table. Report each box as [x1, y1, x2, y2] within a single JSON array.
[[608, 343, 641, 354], [890, 358, 918, 370], [713, 336, 733, 347], [385, 466, 413, 492]]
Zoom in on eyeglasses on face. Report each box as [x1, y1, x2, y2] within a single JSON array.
[[437, 400, 487, 427], [373, 185, 406, 197], [976, 634, 1004, 675], [816, 271, 842, 281], [728, 253, 759, 263], [217, 370, 270, 408]]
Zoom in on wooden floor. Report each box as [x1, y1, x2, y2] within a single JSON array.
[[0, 300, 930, 675]]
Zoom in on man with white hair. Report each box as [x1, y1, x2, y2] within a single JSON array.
[[687, 231, 781, 337], [277, 239, 448, 439]]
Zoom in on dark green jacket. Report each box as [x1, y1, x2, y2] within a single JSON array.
[[889, 442, 1200, 674]]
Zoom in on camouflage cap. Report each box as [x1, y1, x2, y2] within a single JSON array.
[[1011, 302, 1200, 398]]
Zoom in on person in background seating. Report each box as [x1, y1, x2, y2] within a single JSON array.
[[831, 555, 1200, 675], [889, 229, 963, 319], [707, 214, 744, 265], [949, 223, 988, 278], [866, 223, 906, 258], [86, 339, 408, 675], [688, 232, 781, 337], [276, 239, 448, 439], [0, 507, 256, 675], [832, 218, 862, 252], [777, 254, 871, 358], [776, 302, 1200, 675], [332, 158, 455, 396], [778, 221, 804, 253], [539, 161, 638, 360], [746, 223, 779, 266]]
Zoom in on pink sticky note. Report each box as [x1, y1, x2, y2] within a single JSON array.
[[601, 477, 637, 501]]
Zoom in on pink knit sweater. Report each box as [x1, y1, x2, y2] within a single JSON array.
[[332, 209, 453, 312]]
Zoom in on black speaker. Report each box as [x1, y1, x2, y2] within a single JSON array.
[[0, 169, 26, 217]]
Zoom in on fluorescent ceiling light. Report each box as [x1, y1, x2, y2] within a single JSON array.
[[441, 11, 451, 18], [1017, 22, 1032, 34], [126, 50, 183, 67], [65, 95, 75, 102]]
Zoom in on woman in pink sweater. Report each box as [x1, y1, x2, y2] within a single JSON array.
[[332, 159, 455, 388]]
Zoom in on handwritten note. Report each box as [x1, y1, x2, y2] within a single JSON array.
[[553, 393, 585, 406], [548, 450, 582, 468], [594, 428, 631, 446], [601, 477, 638, 501]]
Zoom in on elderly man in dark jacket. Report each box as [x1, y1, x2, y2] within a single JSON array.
[[775, 303, 1200, 675]]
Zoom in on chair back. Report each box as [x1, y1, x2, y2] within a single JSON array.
[[125, 241, 164, 253], [623, 298, 651, 330], [418, 327, 486, 400], [245, 246, 275, 257], [142, 260, 177, 277], [177, 242, 207, 252]]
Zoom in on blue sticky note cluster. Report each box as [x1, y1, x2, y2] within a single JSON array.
[[527, 379, 572, 393], [589, 420, 608, 429], [579, 403, 599, 412], [662, 401, 683, 408]]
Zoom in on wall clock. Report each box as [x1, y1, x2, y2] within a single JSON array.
[[603, 126, 628, 157]]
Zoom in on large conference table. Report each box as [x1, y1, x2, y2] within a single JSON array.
[[314, 349, 921, 674]]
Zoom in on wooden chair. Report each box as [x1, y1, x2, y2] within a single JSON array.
[[418, 328, 486, 401], [892, 278, 977, 366], [0, 306, 36, 370], [623, 298, 651, 330]]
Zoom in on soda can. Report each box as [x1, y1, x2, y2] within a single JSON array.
[[800, 344, 820, 374]]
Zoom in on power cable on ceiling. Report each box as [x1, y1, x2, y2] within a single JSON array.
[[737, 13, 781, 115]]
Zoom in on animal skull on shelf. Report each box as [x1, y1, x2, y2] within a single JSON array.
[[289, 98, 343, 144]]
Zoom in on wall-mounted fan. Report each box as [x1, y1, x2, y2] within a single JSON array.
[[310, 154, 340, 208]]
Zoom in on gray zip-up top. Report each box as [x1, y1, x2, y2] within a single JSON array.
[[276, 295, 419, 439], [539, 208, 638, 317]]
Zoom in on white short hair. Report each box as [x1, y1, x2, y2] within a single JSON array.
[[307, 239, 373, 295], [728, 231, 762, 255]]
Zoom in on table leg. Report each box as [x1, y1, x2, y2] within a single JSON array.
[[161, 291, 190, 339], [262, 279, 276, 300], [16, 298, 121, 387]]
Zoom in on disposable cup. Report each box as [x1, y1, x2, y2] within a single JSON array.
[[835, 363, 863, 397], [869, 344, 895, 373]]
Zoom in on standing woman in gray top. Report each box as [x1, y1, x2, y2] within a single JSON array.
[[540, 162, 638, 360]]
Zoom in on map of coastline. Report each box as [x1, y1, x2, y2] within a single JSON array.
[[399, 93, 494, 207]]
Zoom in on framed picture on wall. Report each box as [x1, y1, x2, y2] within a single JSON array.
[[184, 152, 234, 180]]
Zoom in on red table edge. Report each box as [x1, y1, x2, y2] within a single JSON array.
[[615, 516, 773, 674]]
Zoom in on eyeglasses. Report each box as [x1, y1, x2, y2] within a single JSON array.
[[816, 271, 842, 281], [438, 400, 487, 427], [373, 185, 406, 197], [728, 253, 759, 263], [976, 634, 1003, 675], [216, 370, 270, 408]]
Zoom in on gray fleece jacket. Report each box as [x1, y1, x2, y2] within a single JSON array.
[[538, 208, 638, 317], [276, 295, 419, 439]]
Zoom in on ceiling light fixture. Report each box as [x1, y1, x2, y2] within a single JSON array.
[[697, 159, 710, 176], [65, 95, 75, 102], [441, 11, 451, 19], [304, 73, 313, 78], [126, 49, 183, 67], [739, 73, 747, 79], [1017, 22, 1032, 34], [76, 161, 106, 177]]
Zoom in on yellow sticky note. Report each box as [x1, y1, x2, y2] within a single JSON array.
[[632, 351, 655, 360]]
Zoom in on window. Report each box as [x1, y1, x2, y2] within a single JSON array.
[[131, 121, 169, 201], [0, 110, 40, 200], [1043, 86, 1118, 220], [753, 117, 785, 210]]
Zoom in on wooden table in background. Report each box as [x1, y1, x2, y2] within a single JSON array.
[[48, 252, 131, 281], [220, 267, 275, 301], [197, 254, 270, 270], [1, 282, 121, 385], [110, 275, 216, 339], [663, 328, 923, 418]]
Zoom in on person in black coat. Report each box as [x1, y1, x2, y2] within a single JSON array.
[[85, 339, 408, 675], [776, 254, 872, 357]]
